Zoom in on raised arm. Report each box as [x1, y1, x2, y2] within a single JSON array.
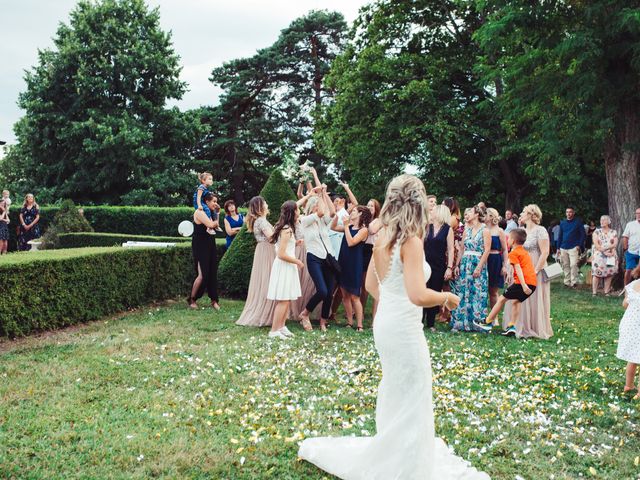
[[310, 167, 322, 187], [340, 182, 358, 209], [194, 209, 219, 229]]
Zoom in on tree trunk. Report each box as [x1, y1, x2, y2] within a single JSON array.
[[604, 101, 640, 286]]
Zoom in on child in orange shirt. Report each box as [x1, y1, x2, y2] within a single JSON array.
[[474, 228, 537, 336]]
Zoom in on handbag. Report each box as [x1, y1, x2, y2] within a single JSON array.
[[542, 262, 563, 282], [317, 220, 341, 277]]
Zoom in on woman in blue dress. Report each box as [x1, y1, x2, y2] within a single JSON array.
[[485, 208, 509, 312], [18, 194, 41, 251], [223, 200, 244, 249], [333, 206, 371, 331], [451, 206, 491, 332]]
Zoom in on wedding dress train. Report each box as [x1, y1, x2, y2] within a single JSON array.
[[299, 244, 490, 479]]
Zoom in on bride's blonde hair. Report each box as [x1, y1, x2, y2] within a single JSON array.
[[378, 174, 429, 251]]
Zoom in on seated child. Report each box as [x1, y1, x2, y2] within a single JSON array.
[[474, 228, 537, 336], [194, 172, 214, 218]]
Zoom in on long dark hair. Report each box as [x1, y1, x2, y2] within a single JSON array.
[[443, 197, 460, 218], [270, 200, 298, 244]]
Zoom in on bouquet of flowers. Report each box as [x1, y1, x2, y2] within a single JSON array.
[[296, 161, 314, 184]]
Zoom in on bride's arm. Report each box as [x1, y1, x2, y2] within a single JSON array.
[[402, 236, 460, 309]]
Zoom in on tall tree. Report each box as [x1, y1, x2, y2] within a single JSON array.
[[315, 0, 507, 205], [475, 0, 639, 228], [205, 10, 348, 204], [8, 0, 201, 205]]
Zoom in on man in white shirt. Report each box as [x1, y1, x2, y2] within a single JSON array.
[[504, 209, 518, 233], [623, 207, 640, 285]]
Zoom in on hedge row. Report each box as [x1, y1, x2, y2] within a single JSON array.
[[57, 232, 191, 249], [0, 245, 195, 338], [6, 205, 237, 250]]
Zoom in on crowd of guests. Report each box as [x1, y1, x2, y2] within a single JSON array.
[[0, 190, 42, 253], [190, 168, 592, 341]]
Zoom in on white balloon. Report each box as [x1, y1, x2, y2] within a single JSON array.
[[178, 220, 194, 237]]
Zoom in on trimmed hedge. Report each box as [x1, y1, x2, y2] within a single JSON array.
[[7, 205, 239, 250], [55, 234, 226, 261], [0, 245, 194, 338], [58, 232, 191, 249], [218, 169, 297, 296]]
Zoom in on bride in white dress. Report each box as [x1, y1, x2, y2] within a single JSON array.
[[299, 175, 490, 479]]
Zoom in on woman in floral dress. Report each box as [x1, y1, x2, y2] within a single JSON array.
[[451, 206, 491, 332], [18, 194, 41, 251], [591, 215, 618, 296]]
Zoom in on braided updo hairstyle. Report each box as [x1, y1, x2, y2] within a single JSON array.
[[378, 174, 429, 251]]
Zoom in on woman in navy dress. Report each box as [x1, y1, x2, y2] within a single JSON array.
[[485, 208, 509, 311], [223, 200, 244, 249], [18, 194, 41, 251], [333, 206, 372, 331], [423, 205, 455, 330]]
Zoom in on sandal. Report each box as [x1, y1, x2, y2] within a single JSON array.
[[300, 315, 313, 332], [211, 301, 221, 311], [356, 327, 364, 332], [187, 297, 198, 309]]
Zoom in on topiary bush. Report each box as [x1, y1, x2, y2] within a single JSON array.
[[41, 200, 94, 249], [0, 245, 193, 338], [218, 169, 297, 296]]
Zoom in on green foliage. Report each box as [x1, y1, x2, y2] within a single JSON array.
[[53, 200, 93, 233], [0, 245, 193, 337], [57, 232, 192, 248], [200, 11, 348, 205], [4, 0, 204, 206], [218, 169, 296, 296], [41, 200, 94, 249], [6, 206, 213, 251]]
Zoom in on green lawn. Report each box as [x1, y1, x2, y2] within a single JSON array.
[[1, 284, 639, 479]]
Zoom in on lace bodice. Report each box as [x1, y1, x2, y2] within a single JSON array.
[[253, 217, 272, 243], [376, 243, 432, 298]]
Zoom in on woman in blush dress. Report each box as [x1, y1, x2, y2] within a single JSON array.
[[299, 175, 489, 480], [236, 196, 276, 327], [504, 204, 553, 339]]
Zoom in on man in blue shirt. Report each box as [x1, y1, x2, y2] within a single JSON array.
[[558, 206, 586, 287]]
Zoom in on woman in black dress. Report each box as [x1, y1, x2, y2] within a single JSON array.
[[189, 193, 221, 310], [18, 194, 41, 251], [423, 205, 455, 331]]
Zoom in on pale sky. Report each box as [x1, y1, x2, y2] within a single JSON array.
[[0, 0, 369, 144]]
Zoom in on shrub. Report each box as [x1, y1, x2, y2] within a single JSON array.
[[218, 169, 297, 296], [0, 245, 193, 338], [41, 200, 94, 249]]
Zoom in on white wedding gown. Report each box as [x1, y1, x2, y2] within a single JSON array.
[[299, 244, 490, 479]]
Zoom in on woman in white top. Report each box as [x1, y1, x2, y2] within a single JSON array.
[[298, 186, 336, 332]]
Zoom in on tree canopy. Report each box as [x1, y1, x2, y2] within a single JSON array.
[[4, 0, 203, 205]]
